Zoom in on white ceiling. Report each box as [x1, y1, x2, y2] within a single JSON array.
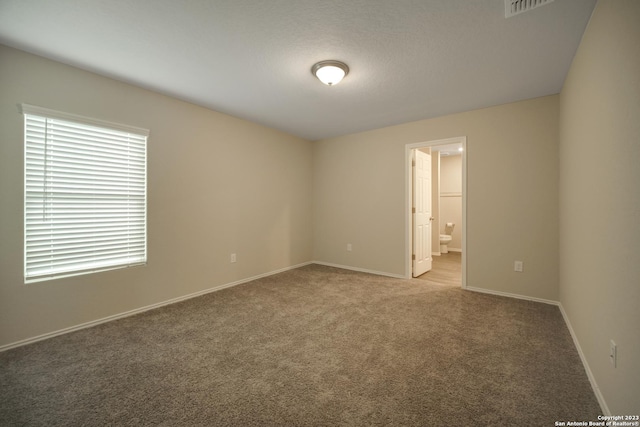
[[0, 0, 596, 141]]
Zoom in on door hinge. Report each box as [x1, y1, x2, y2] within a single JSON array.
[[412, 254, 416, 260], [412, 207, 416, 214]]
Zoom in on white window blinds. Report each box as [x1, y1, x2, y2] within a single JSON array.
[[21, 104, 148, 282]]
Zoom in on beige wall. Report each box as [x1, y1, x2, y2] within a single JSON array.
[[0, 45, 313, 347], [440, 155, 462, 251], [440, 155, 462, 194], [313, 95, 559, 300], [559, 0, 640, 413], [431, 153, 441, 254]]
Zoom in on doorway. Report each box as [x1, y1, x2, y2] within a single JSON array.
[[405, 137, 467, 287]]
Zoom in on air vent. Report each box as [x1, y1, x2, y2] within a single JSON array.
[[505, 0, 555, 18]]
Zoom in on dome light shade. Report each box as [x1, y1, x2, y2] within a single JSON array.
[[312, 60, 349, 86]]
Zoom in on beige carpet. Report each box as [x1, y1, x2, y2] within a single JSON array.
[[0, 264, 601, 426]]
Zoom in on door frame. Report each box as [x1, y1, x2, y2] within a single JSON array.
[[405, 136, 467, 287]]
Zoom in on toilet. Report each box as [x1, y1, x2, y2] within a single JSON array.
[[439, 223, 455, 254]]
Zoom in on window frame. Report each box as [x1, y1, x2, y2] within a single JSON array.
[[20, 104, 149, 283]]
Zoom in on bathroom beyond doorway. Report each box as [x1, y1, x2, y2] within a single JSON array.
[[405, 136, 466, 285]]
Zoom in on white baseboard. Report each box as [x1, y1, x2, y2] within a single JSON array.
[[0, 261, 313, 353], [312, 261, 406, 279], [558, 303, 610, 415], [465, 286, 558, 305], [446, 248, 462, 253]]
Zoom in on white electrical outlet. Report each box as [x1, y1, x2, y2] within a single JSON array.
[[610, 340, 617, 368], [514, 260, 523, 272], [347, 243, 352, 252], [230, 253, 237, 263]]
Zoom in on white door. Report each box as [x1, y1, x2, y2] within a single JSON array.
[[413, 149, 432, 277]]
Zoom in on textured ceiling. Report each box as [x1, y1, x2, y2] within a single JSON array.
[[0, 0, 596, 141]]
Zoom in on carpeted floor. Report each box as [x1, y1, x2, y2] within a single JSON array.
[[0, 264, 601, 426]]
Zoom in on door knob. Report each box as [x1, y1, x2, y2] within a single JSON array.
[[429, 217, 435, 221]]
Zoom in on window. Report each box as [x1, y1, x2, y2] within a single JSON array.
[[21, 104, 148, 283]]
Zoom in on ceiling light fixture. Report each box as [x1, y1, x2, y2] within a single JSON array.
[[311, 60, 349, 86]]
